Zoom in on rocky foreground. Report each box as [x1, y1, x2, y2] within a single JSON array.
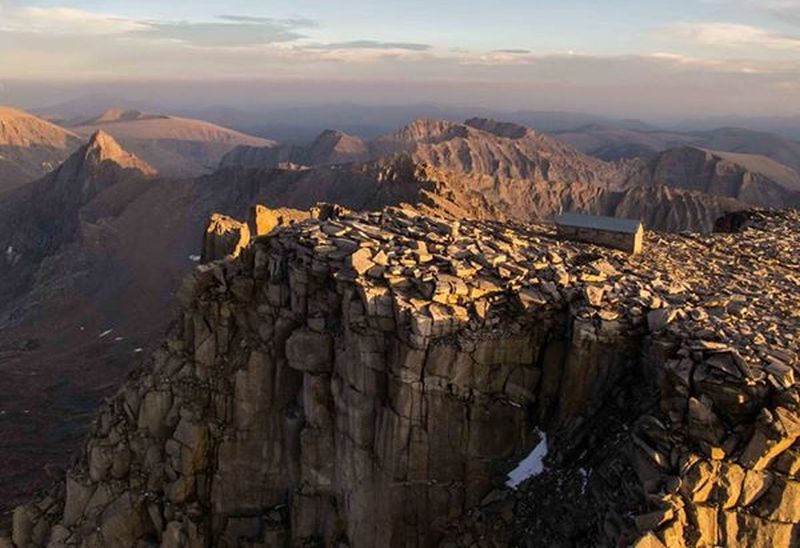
[[6, 206, 800, 547]]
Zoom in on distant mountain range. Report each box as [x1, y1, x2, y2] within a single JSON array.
[[554, 124, 800, 172], [63, 108, 276, 177], [219, 117, 800, 209]]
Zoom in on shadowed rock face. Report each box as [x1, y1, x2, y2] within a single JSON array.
[[10, 207, 799, 547], [636, 146, 800, 209], [0, 130, 154, 310]]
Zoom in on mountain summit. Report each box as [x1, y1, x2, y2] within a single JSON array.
[[47, 130, 155, 204], [0, 132, 155, 309], [80, 130, 156, 175]]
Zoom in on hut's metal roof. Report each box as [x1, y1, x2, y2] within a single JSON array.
[[555, 213, 642, 234]]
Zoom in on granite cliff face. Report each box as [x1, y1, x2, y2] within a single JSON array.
[[9, 206, 799, 547]]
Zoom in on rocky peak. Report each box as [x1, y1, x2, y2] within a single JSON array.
[[44, 130, 156, 203], [313, 128, 347, 142], [391, 118, 466, 143], [79, 130, 156, 175], [307, 129, 368, 165], [464, 117, 531, 139]]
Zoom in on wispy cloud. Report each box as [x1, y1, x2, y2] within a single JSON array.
[[217, 15, 317, 27], [131, 18, 310, 47], [0, 5, 147, 35], [0, 5, 312, 46], [665, 22, 800, 50], [316, 40, 431, 51]]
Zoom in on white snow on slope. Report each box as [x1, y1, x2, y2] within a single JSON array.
[[506, 432, 548, 489]]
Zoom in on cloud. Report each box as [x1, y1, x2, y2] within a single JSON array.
[[0, 6, 147, 35], [316, 40, 431, 51], [665, 22, 800, 51], [0, 3, 798, 119], [0, 6, 312, 46], [131, 19, 309, 47], [217, 15, 316, 27]]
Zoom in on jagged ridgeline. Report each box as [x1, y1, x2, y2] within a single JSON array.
[[9, 205, 800, 547]]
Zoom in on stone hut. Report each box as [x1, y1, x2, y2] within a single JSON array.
[[554, 212, 644, 253]]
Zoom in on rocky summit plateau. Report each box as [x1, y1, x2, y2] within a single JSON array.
[[5, 201, 799, 546]]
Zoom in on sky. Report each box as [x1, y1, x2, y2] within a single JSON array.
[[1, 0, 799, 119]]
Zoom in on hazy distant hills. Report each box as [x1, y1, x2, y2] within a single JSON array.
[[220, 129, 369, 170], [0, 105, 278, 184], [555, 123, 800, 174], [675, 114, 800, 141], [0, 107, 82, 193], [171, 103, 660, 143], [629, 146, 800, 208], [66, 108, 276, 177], [691, 127, 800, 174], [553, 124, 700, 161]]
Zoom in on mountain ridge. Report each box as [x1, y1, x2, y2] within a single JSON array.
[[0, 106, 83, 192], [68, 107, 276, 177]]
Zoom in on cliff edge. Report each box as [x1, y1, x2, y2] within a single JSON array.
[[7, 207, 800, 547]]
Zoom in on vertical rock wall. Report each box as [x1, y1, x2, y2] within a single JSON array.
[[9, 208, 800, 547]]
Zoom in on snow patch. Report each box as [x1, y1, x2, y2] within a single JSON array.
[[188, 254, 201, 262], [134, 347, 143, 353], [579, 467, 590, 494], [98, 329, 113, 338], [506, 432, 548, 488]]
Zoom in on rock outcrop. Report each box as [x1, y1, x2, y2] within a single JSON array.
[[246, 205, 313, 238], [200, 214, 250, 263], [8, 206, 799, 547], [202, 205, 317, 263]]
